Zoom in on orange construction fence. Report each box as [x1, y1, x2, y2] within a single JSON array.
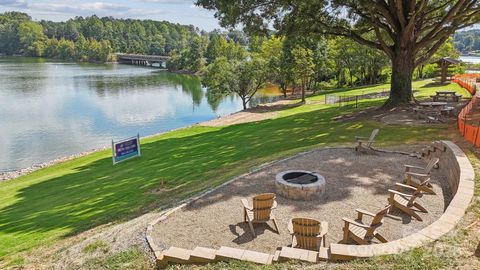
[[454, 74, 480, 146]]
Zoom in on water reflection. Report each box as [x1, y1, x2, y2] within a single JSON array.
[[0, 57, 280, 172]]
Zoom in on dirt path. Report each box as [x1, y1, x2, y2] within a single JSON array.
[[200, 100, 294, 127]]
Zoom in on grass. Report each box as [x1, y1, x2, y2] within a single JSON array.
[[308, 79, 470, 101], [84, 247, 152, 270], [0, 79, 468, 267], [83, 240, 110, 254]]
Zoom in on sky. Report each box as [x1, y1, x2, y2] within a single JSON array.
[[0, 0, 222, 31]]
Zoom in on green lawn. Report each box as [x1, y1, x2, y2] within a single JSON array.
[[308, 78, 470, 102], [0, 79, 467, 263]]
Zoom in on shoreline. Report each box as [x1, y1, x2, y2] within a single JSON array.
[[0, 103, 279, 182], [0, 123, 199, 182], [0, 97, 294, 182]]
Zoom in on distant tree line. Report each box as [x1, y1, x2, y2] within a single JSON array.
[[0, 12, 204, 62], [454, 29, 480, 55]]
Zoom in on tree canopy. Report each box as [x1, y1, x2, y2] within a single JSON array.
[[454, 29, 480, 54], [196, 0, 480, 107], [202, 54, 268, 110]]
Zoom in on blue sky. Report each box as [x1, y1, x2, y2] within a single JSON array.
[[0, 0, 221, 30]]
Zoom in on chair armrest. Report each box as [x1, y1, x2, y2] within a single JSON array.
[[404, 165, 425, 171], [287, 219, 294, 235], [342, 217, 370, 229], [355, 208, 376, 218], [405, 172, 429, 178], [319, 221, 328, 237], [388, 189, 414, 198], [355, 136, 368, 140], [241, 198, 252, 211], [395, 182, 418, 192]]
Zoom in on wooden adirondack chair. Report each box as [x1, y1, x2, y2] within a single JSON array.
[[400, 177, 434, 196], [287, 218, 328, 250], [342, 206, 390, 245], [241, 193, 279, 237], [355, 129, 379, 152], [404, 157, 439, 195], [388, 183, 428, 221]]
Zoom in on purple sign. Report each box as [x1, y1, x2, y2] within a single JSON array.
[[112, 134, 141, 164]]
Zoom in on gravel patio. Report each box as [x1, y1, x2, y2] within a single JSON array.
[[151, 148, 451, 254]]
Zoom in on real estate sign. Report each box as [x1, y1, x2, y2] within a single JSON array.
[[112, 134, 141, 164]]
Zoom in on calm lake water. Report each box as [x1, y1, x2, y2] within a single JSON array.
[[460, 55, 480, 64], [0, 57, 279, 172]]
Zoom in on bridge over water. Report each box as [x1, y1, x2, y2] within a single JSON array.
[[116, 54, 169, 68]]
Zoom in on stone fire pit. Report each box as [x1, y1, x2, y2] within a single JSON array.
[[275, 170, 325, 200]]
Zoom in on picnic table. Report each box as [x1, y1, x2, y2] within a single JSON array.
[[431, 91, 461, 102], [414, 102, 455, 123]]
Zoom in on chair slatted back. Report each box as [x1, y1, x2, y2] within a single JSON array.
[[425, 158, 440, 174], [367, 129, 379, 147], [406, 187, 423, 206], [291, 218, 321, 250], [252, 193, 275, 221], [370, 205, 390, 226]]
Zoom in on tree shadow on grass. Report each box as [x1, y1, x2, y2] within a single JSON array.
[[0, 100, 450, 257], [420, 82, 454, 88]]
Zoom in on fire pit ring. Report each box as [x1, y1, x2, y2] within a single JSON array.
[[275, 170, 325, 201]]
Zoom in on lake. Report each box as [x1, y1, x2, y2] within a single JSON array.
[[0, 57, 280, 172], [460, 55, 480, 64]]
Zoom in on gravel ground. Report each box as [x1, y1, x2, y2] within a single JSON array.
[[152, 148, 452, 254]]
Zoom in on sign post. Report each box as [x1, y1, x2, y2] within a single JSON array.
[[112, 134, 141, 164]]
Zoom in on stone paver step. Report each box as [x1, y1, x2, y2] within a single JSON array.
[[163, 246, 192, 263], [273, 250, 281, 262], [242, 249, 273, 264], [278, 247, 318, 263], [318, 247, 330, 261], [216, 246, 245, 261], [190, 246, 217, 263]]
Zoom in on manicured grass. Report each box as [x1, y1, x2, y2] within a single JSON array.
[[0, 80, 467, 263], [308, 79, 468, 101]]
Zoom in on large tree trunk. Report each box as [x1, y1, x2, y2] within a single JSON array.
[[384, 48, 415, 107]]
